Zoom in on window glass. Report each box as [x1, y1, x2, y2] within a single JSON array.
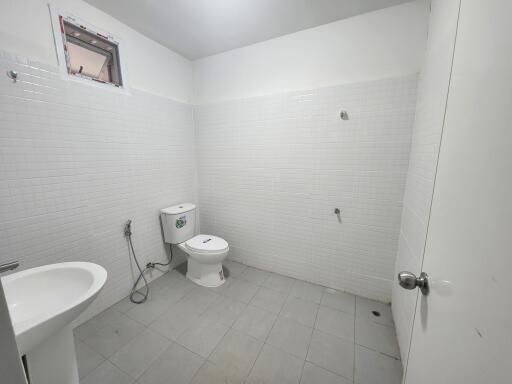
[[62, 20, 123, 86]]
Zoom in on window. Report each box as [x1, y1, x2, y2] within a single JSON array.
[[56, 14, 123, 87]]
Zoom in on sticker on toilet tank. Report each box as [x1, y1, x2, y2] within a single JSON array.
[[175, 216, 186, 228]]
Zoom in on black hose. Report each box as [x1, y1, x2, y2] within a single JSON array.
[[125, 220, 173, 304], [146, 246, 173, 269], [128, 232, 150, 304]]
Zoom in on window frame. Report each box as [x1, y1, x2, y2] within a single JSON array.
[[49, 4, 130, 94]]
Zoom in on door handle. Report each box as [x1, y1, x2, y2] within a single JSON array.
[[398, 271, 429, 295]]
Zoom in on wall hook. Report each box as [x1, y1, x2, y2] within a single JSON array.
[[7, 69, 18, 82], [339, 110, 349, 120]]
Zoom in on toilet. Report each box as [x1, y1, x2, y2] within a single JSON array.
[[160, 203, 228, 287]]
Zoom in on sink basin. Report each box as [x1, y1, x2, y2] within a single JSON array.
[[2, 262, 107, 354], [1, 262, 107, 384]]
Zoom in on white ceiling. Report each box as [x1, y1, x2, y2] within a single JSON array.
[[84, 0, 412, 60]]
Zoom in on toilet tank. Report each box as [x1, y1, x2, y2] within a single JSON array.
[[160, 203, 196, 244]]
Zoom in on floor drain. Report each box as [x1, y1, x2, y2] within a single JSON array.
[[372, 310, 381, 317]]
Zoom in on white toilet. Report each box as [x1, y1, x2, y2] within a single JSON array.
[[160, 203, 229, 287]]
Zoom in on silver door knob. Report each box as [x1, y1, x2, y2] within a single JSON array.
[[398, 271, 429, 295]]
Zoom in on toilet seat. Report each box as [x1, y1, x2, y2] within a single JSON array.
[[185, 235, 228, 253], [178, 234, 229, 288], [178, 237, 229, 263]]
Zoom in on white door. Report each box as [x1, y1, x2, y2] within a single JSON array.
[[404, 0, 512, 383]]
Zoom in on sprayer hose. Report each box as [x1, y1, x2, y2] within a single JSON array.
[[128, 234, 150, 304], [128, 233, 173, 304]]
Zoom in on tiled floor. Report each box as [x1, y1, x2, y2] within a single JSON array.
[[74, 261, 402, 384]]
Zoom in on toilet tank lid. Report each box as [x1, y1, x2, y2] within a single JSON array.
[[161, 203, 196, 215]]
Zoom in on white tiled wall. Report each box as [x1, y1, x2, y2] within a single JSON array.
[[194, 75, 418, 302], [0, 48, 419, 322], [0, 52, 197, 321], [392, 0, 460, 364]]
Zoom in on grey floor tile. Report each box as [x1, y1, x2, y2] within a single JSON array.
[[240, 267, 272, 285], [300, 362, 352, 384], [223, 278, 259, 303], [223, 260, 247, 278], [290, 280, 324, 304], [125, 297, 171, 326], [109, 329, 171, 379], [315, 306, 355, 341], [110, 296, 138, 314], [150, 272, 190, 288], [321, 290, 356, 315], [75, 339, 105, 379], [208, 277, 233, 295], [179, 286, 220, 313], [75, 319, 103, 341], [267, 317, 313, 359], [75, 306, 123, 341], [83, 314, 145, 358], [138, 343, 204, 384], [246, 344, 304, 384], [147, 274, 177, 292], [81, 360, 134, 384], [89, 305, 125, 328], [232, 305, 277, 341], [75, 270, 403, 384], [191, 361, 244, 384], [307, 330, 354, 380], [265, 273, 296, 293], [149, 302, 202, 341], [250, 287, 288, 314], [281, 297, 319, 327], [152, 275, 196, 303], [354, 345, 402, 384], [167, 268, 188, 280], [201, 295, 247, 326], [355, 319, 400, 358], [177, 317, 230, 358], [175, 262, 192, 277], [356, 297, 393, 327], [208, 329, 263, 381]]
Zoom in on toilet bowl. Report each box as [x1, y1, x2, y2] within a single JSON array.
[[160, 203, 229, 287], [178, 235, 229, 287]]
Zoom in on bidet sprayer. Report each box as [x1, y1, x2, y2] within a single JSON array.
[[124, 220, 132, 237]]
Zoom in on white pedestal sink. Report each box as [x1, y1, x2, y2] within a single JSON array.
[[1, 262, 107, 384]]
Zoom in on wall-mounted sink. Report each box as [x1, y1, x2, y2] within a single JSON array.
[[1, 262, 107, 384]]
